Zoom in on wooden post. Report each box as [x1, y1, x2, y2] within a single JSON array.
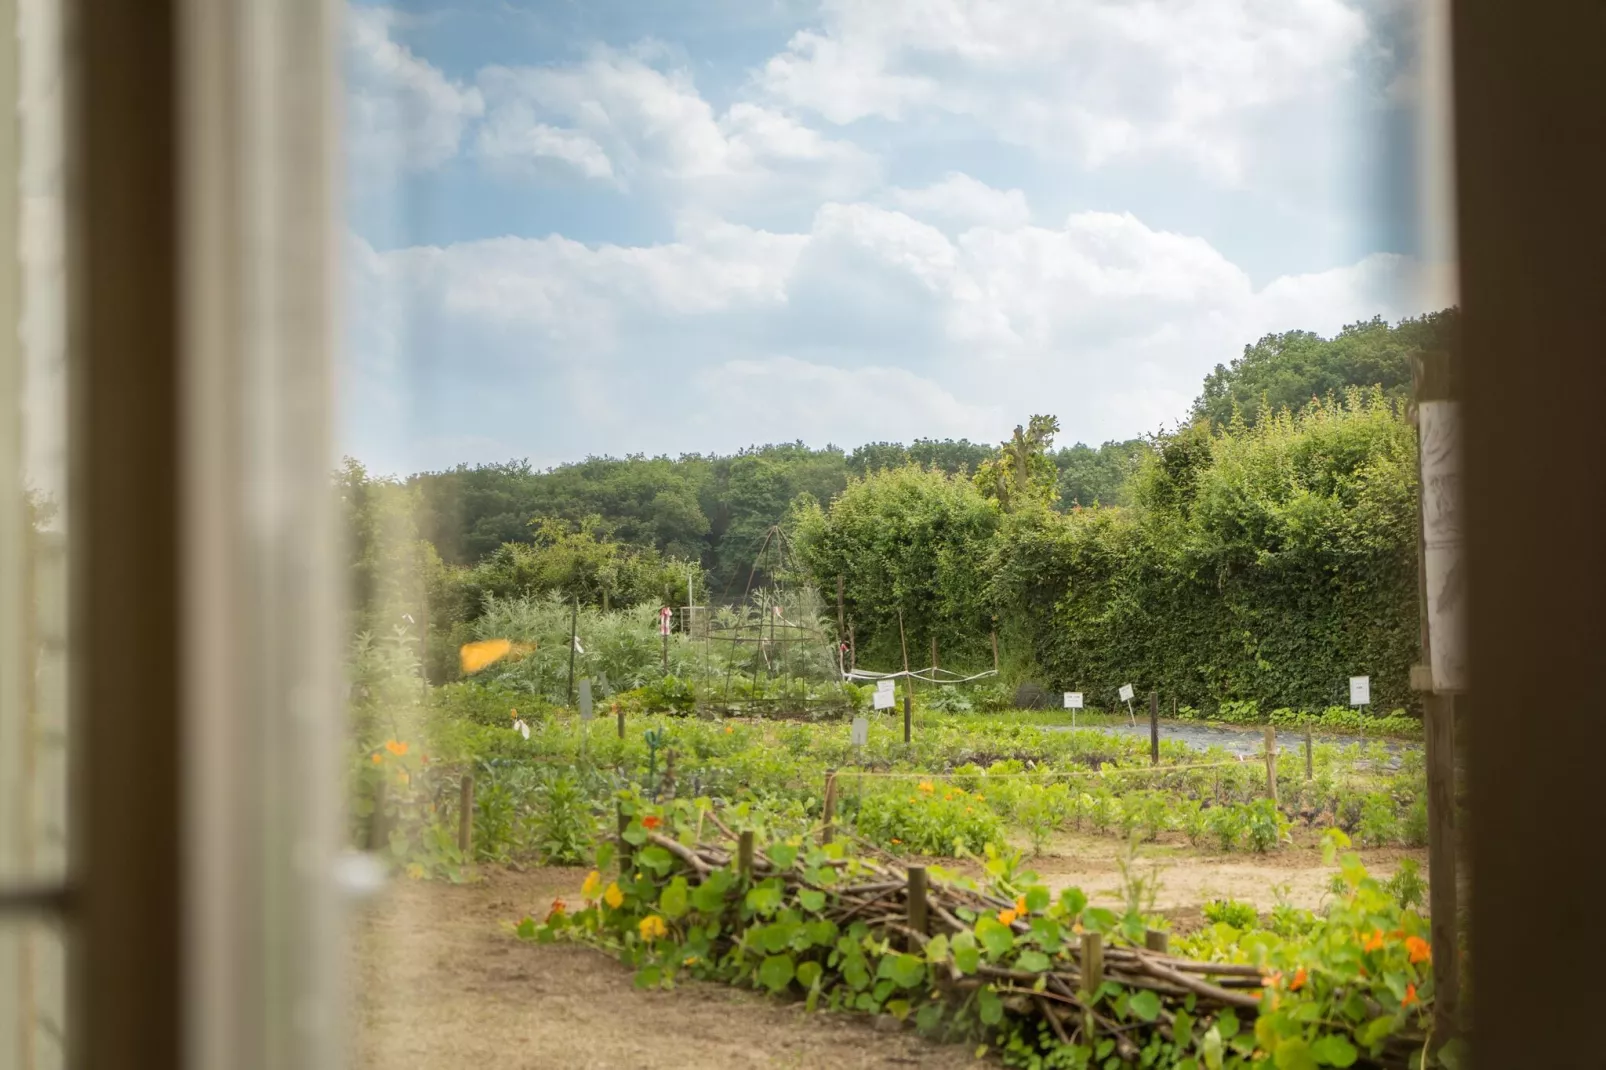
[[617, 804, 633, 871], [837, 574, 846, 642], [898, 610, 912, 744], [616, 702, 624, 739], [822, 769, 838, 845], [738, 830, 755, 880], [990, 627, 999, 672], [1264, 726, 1278, 805], [369, 778, 388, 851], [1304, 721, 1314, 780], [661, 632, 668, 671], [930, 634, 939, 672], [906, 866, 929, 948], [1144, 930, 1168, 954], [1148, 691, 1159, 766], [1080, 931, 1103, 1038], [457, 773, 474, 856]]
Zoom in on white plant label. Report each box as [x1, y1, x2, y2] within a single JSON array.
[[1118, 684, 1135, 703], [512, 718, 530, 740], [876, 678, 896, 696], [873, 688, 895, 710], [1349, 676, 1370, 707], [1064, 692, 1083, 709], [851, 717, 869, 747], [579, 677, 594, 720]]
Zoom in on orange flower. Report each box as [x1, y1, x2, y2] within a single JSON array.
[[545, 898, 567, 922], [370, 753, 382, 765], [918, 781, 935, 793], [890, 838, 902, 845], [1402, 983, 1419, 1007], [724, 725, 733, 734], [581, 870, 602, 899], [385, 739, 409, 757], [642, 815, 662, 830], [1406, 936, 1431, 964], [1363, 929, 1385, 953], [638, 915, 668, 942], [998, 908, 1019, 926], [1014, 896, 1028, 916], [1289, 968, 1307, 991]]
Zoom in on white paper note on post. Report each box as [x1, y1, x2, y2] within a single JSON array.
[[876, 677, 896, 695], [579, 677, 594, 720], [873, 688, 895, 710], [1118, 683, 1134, 703], [851, 716, 868, 747], [1349, 676, 1370, 707], [1064, 692, 1083, 709]]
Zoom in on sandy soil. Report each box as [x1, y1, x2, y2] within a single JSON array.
[[352, 866, 980, 1070], [352, 838, 1428, 1069]]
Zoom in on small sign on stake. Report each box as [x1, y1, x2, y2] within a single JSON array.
[[1064, 692, 1084, 709], [872, 688, 895, 711], [875, 677, 896, 696], [1348, 675, 1370, 707], [851, 716, 869, 747], [579, 677, 594, 721], [1118, 683, 1135, 702]]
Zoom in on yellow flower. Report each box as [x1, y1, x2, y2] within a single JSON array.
[[975, 793, 985, 801], [638, 915, 668, 942], [682, 954, 699, 966], [459, 637, 512, 674], [384, 739, 409, 757], [370, 753, 382, 765], [917, 781, 935, 793], [998, 908, 1018, 926], [1015, 895, 1027, 916], [581, 870, 603, 899], [724, 725, 734, 734], [603, 881, 624, 909]]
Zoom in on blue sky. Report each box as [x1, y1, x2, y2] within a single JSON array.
[[343, 0, 1451, 477]]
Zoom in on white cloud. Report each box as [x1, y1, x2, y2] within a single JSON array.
[[889, 173, 1031, 230], [345, 6, 485, 180], [473, 49, 879, 206], [347, 200, 1440, 473], [757, 0, 1372, 182]]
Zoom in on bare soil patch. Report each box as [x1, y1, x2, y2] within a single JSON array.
[[352, 866, 979, 1070]]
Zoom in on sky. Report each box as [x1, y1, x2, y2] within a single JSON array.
[[343, 0, 1453, 477]]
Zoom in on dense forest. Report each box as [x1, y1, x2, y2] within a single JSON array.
[[344, 308, 1457, 714]]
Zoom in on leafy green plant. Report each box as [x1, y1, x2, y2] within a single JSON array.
[[1385, 858, 1426, 911], [1243, 798, 1289, 853], [1201, 898, 1258, 930], [533, 773, 595, 865]]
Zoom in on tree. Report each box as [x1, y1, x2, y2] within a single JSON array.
[[973, 415, 1061, 512], [1191, 309, 1459, 428]]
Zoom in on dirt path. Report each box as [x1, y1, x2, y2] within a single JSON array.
[[352, 839, 1426, 1068], [352, 866, 980, 1070]]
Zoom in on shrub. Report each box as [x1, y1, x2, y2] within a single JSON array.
[[854, 782, 1004, 856], [1202, 898, 1258, 929]]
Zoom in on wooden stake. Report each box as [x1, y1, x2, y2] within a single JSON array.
[[1149, 691, 1160, 766], [931, 634, 939, 672], [1080, 931, 1104, 1039], [457, 773, 474, 855], [1264, 726, 1278, 805], [738, 830, 755, 880], [906, 866, 929, 948], [822, 770, 838, 846], [1144, 930, 1168, 954], [616, 702, 625, 739], [1425, 692, 1461, 1037], [990, 627, 999, 672], [566, 596, 579, 708], [1304, 721, 1314, 780], [617, 804, 633, 871]]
